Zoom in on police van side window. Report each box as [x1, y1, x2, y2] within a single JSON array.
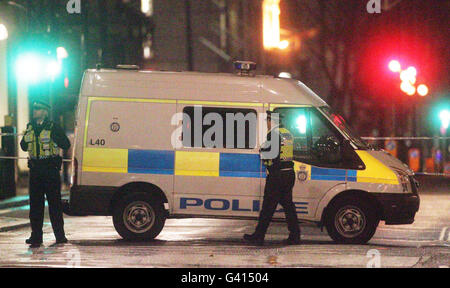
[[182, 106, 257, 149], [276, 107, 344, 166], [275, 108, 312, 162]]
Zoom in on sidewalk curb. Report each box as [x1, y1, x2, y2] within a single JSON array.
[[0, 222, 30, 232], [0, 198, 29, 210], [0, 191, 69, 210], [0, 217, 30, 232]]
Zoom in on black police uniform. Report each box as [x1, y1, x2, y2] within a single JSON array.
[[20, 118, 70, 245], [244, 125, 300, 245]]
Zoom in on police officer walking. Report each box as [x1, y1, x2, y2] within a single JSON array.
[[243, 111, 300, 245], [20, 101, 71, 247]]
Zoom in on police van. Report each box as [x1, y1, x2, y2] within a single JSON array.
[[65, 62, 420, 244]]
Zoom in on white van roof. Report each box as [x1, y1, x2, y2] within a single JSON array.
[[80, 69, 328, 107]]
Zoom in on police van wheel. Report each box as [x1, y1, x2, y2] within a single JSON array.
[[113, 193, 166, 241], [325, 197, 379, 244]]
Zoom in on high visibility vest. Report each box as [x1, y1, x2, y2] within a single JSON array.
[[262, 127, 294, 167], [279, 127, 294, 162], [23, 123, 60, 159]]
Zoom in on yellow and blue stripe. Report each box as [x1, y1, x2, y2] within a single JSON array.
[[128, 149, 175, 175], [82, 148, 398, 184], [82, 148, 265, 177], [219, 153, 262, 178], [82, 148, 361, 181], [309, 166, 357, 182]]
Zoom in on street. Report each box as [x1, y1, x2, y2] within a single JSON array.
[[0, 0, 449, 273], [0, 188, 448, 268]]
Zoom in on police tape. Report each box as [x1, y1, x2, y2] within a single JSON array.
[[0, 133, 24, 137], [1, 132, 449, 140], [1, 132, 450, 140], [0, 156, 72, 162], [361, 136, 450, 140], [414, 172, 450, 177]]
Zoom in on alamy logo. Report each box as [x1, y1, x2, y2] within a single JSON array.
[[170, 106, 280, 160], [366, 0, 381, 14], [67, 0, 81, 14], [366, 249, 381, 268], [65, 248, 81, 267]]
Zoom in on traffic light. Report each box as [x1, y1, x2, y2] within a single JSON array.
[[57, 47, 68, 60], [15, 53, 43, 83], [440, 109, 449, 130], [15, 51, 62, 83], [417, 84, 429, 97], [400, 66, 416, 84], [46, 60, 62, 80], [388, 61, 429, 97], [0, 23, 7, 41], [400, 81, 415, 96], [388, 60, 401, 73]]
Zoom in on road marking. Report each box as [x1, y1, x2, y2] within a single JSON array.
[[0, 209, 13, 215]]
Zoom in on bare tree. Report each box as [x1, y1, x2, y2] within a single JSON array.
[[295, 0, 365, 120]]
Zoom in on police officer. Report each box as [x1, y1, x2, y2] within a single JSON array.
[[243, 111, 300, 245], [20, 101, 71, 247]]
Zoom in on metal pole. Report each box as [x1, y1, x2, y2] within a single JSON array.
[[392, 101, 396, 135]]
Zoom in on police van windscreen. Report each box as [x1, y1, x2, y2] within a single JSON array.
[[319, 106, 369, 150]]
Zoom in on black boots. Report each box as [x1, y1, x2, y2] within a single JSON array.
[[243, 233, 264, 246], [243, 233, 301, 246], [282, 235, 301, 245], [25, 236, 43, 247], [56, 236, 68, 244], [26, 234, 68, 246]]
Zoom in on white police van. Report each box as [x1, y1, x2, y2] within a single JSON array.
[[64, 62, 419, 244]]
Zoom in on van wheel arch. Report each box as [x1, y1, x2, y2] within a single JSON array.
[[321, 189, 382, 244], [110, 182, 168, 214], [320, 190, 383, 227]]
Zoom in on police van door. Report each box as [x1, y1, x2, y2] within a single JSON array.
[[173, 103, 263, 217], [81, 98, 176, 207], [270, 106, 350, 220]]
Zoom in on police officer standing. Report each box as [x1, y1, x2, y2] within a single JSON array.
[[243, 111, 300, 245], [20, 101, 71, 247]]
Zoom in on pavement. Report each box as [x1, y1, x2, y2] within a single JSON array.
[[0, 186, 69, 232], [0, 176, 448, 268]]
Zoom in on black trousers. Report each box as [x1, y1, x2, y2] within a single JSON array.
[[255, 169, 300, 238], [29, 167, 65, 239]]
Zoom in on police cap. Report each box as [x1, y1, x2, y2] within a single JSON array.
[[33, 101, 51, 111]]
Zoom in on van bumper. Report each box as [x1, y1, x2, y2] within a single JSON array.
[[373, 193, 420, 225], [63, 185, 116, 216]]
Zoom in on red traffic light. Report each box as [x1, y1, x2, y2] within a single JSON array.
[[388, 60, 401, 73]]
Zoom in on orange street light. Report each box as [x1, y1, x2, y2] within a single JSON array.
[[278, 40, 289, 50], [263, 0, 281, 50]]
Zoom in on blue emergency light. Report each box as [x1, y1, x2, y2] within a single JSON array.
[[233, 61, 256, 76]]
